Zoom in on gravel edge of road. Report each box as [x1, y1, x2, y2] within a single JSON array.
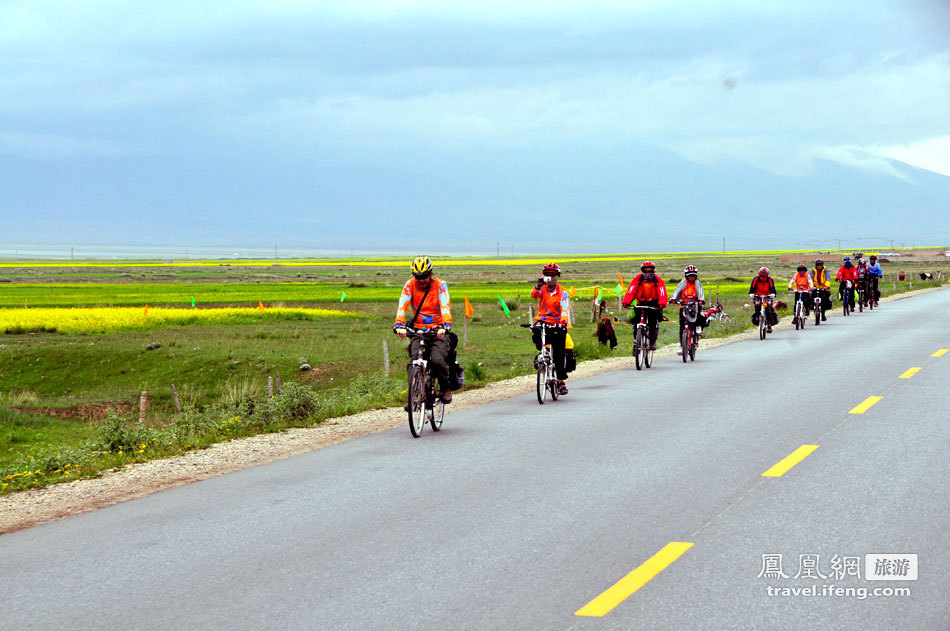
[[1, 285, 942, 535]]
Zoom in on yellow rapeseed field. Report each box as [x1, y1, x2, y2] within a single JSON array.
[[0, 306, 359, 334]]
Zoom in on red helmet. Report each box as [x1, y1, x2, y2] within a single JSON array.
[[640, 260, 656, 271], [542, 262, 561, 276], [684, 265, 698, 276], [759, 267, 770, 276]]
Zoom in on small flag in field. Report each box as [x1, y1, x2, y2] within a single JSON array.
[[568, 286, 576, 298], [191, 296, 195, 307], [594, 287, 602, 303], [143, 304, 148, 318], [340, 291, 346, 303], [614, 283, 624, 295], [464, 296, 474, 318], [497, 295, 511, 318], [258, 301, 265, 310], [617, 271, 624, 286]]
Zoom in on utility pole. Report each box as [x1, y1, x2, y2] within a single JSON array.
[[275, 244, 278, 260], [71, 247, 74, 262], [497, 241, 500, 257], [722, 237, 725, 255]]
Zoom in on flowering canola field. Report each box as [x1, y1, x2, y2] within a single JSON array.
[[0, 306, 359, 334]]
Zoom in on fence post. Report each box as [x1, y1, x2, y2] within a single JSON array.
[[268, 376, 274, 398], [382, 340, 390, 374], [171, 383, 181, 416], [139, 391, 147, 424], [275, 372, 281, 394], [528, 305, 534, 321], [463, 316, 468, 348], [517, 291, 521, 308]]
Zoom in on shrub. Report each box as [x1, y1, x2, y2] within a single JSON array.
[[94, 413, 158, 453], [261, 382, 321, 423]]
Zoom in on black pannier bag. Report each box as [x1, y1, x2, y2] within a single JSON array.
[[564, 349, 577, 373]]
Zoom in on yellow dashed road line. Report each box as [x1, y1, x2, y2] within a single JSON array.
[[575, 542, 694, 617], [761, 445, 820, 477]]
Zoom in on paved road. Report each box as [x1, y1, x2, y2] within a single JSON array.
[[3, 289, 948, 631]]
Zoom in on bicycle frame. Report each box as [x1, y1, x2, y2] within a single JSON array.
[[791, 291, 808, 330], [402, 327, 445, 437], [753, 295, 773, 339], [523, 322, 559, 403]]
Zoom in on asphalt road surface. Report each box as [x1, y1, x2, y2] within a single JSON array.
[[3, 289, 948, 631]]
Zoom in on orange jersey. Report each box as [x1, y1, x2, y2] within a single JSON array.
[[530, 284, 570, 325], [394, 277, 452, 330]]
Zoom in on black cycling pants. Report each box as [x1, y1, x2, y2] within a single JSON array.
[[408, 336, 451, 390], [634, 304, 661, 346]]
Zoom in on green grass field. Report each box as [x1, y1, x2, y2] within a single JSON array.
[[2, 251, 946, 494]]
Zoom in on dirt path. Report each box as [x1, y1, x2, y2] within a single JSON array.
[[1, 286, 941, 535]]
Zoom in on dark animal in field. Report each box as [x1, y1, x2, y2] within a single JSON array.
[[898, 272, 905, 281], [596, 317, 618, 349], [773, 301, 788, 311], [919, 272, 933, 280]]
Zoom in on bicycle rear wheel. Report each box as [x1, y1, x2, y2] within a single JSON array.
[[549, 375, 559, 401], [680, 329, 688, 363], [759, 315, 766, 339], [407, 366, 427, 438], [430, 390, 444, 431]]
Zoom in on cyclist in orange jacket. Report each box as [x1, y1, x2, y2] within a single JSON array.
[[788, 264, 815, 315], [394, 256, 453, 403], [748, 267, 778, 332], [670, 265, 708, 339], [530, 263, 571, 395], [622, 261, 668, 350]]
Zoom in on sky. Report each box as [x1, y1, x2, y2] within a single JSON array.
[[1, 0, 948, 254]]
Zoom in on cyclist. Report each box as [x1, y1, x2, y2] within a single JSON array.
[[835, 256, 857, 310], [530, 263, 571, 395], [748, 267, 777, 333], [855, 258, 871, 307], [670, 265, 708, 347], [867, 255, 884, 306], [394, 256, 454, 403], [622, 261, 668, 351], [810, 259, 831, 321], [788, 264, 815, 316]]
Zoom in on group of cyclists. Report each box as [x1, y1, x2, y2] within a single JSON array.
[[393, 254, 885, 404], [749, 255, 884, 332]]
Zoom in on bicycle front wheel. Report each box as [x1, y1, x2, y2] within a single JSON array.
[[689, 333, 697, 361], [536, 366, 546, 404], [680, 329, 688, 363], [407, 366, 427, 437]]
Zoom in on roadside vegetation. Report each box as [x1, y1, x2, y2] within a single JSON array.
[[2, 251, 946, 494]]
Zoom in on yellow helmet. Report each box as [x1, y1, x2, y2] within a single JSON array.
[[411, 256, 433, 277]]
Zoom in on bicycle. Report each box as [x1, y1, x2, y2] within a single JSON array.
[[672, 299, 701, 362], [839, 281, 853, 316], [521, 322, 559, 404], [856, 279, 868, 312], [630, 305, 659, 370], [790, 290, 809, 331], [401, 327, 446, 438], [752, 294, 774, 340]]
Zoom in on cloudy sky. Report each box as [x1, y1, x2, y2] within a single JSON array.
[[1, 0, 947, 253]]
